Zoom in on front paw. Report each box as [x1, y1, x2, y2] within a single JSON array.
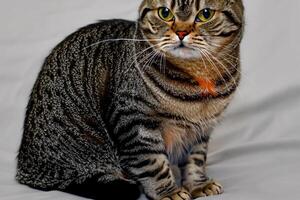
[[190, 180, 223, 198], [161, 188, 191, 200]]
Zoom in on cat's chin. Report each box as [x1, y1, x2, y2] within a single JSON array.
[[165, 47, 201, 60]]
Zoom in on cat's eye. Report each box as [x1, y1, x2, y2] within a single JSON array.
[[158, 7, 174, 22], [196, 8, 215, 23]]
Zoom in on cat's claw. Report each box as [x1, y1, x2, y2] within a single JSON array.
[[191, 180, 223, 198], [160, 188, 191, 200]]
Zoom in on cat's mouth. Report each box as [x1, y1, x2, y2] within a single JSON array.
[[176, 46, 192, 50], [174, 42, 193, 50], [178, 42, 185, 48], [173, 43, 196, 53]]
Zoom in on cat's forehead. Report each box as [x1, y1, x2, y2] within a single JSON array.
[[151, 0, 226, 9]]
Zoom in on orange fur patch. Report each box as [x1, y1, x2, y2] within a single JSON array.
[[163, 130, 183, 152], [162, 126, 185, 154], [162, 123, 198, 162], [163, 131, 174, 151], [195, 77, 217, 96]]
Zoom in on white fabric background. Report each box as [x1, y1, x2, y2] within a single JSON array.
[[1, 0, 300, 199]]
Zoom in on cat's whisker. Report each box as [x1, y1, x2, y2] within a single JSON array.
[[190, 45, 209, 72], [81, 38, 166, 51], [200, 50, 230, 93], [210, 42, 238, 53], [203, 49, 238, 89], [205, 49, 238, 71], [199, 49, 208, 72], [219, 51, 240, 61], [160, 43, 178, 54], [206, 35, 254, 89], [192, 40, 205, 44], [129, 44, 157, 62], [123, 42, 167, 74], [163, 55, 166, 75], [135, 44, 164, 72], [201, 52, 228, 93], [130, 49, 157, 73], [140, 51, 160, 72], [220, 57, 240, 72], [207, 51, 239, 86], [217, 52, 255, 88], [134, 41, 169, 59], [124, 50, 154, 75], [159, 50, 164, 74], [202, 50, 244, 96], [218, 53, 239, 69], [149, 52, 161, 70]]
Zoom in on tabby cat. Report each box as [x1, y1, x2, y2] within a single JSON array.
[[17, 0, 244, 199]]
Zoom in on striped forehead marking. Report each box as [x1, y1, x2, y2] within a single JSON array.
[[172, 0, 198, 20]]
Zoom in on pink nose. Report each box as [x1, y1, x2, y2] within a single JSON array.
[[176, 31, 189, 40]]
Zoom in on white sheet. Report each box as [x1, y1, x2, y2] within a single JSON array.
[[1, 0, 300, 199]]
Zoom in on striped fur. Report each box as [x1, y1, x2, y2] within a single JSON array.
[[17, 0, 244, 199]]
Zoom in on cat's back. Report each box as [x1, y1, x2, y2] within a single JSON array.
[[49, 19, 136, 69], [16, 19, 137, 190], [30, 19, 137, 113], [21, 18, 138, 148]]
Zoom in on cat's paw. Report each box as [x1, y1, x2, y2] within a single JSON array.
[[190, 180, 223, 198], [160, 188, 191, 200]]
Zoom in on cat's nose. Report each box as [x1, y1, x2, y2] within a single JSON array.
[[176, 31, 189, 40]]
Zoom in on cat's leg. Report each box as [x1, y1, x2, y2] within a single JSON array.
[[119, 127, 191, 200], [181, 142, 223, 198]]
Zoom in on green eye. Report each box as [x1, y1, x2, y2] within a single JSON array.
[[158, 7, 174, 22], [196, 8, 215, 22]]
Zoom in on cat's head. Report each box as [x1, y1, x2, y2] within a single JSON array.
[[138, 0, 244, 60]]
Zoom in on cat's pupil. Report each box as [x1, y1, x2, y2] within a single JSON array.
[[162, 8, 170, 18], [203, 9, 211, 19]]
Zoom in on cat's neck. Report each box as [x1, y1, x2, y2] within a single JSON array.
[[166, 57, 218, 81]]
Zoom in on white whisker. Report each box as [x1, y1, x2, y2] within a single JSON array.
[[203, 49, 238, 90], [201, 50, 229, 93], [81, 37, 167, 51]]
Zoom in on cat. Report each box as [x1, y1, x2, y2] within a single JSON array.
[[16, 0, 244, 200]]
